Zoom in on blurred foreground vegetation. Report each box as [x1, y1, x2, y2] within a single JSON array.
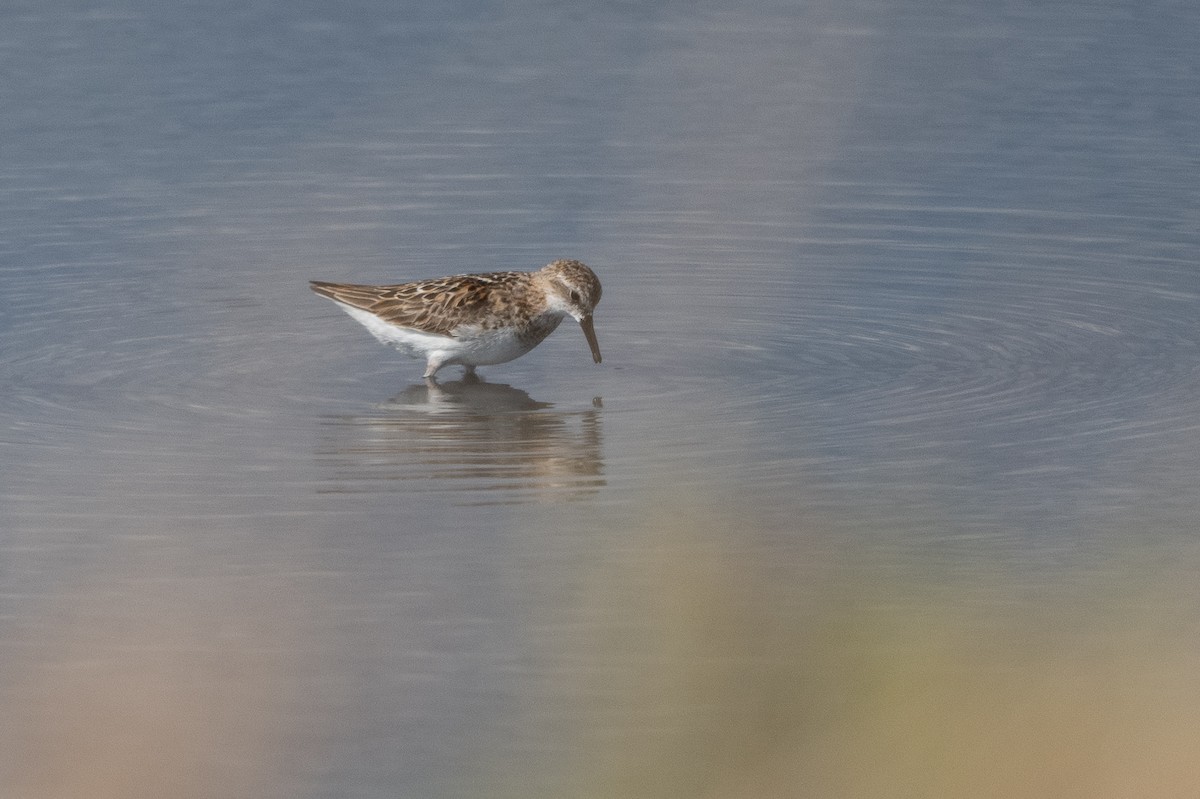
[[479, 505, 1200, 798], [4, 504, 1199, 798]]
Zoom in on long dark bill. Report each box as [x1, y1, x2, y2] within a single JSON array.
[[579, 315, 602, 364]]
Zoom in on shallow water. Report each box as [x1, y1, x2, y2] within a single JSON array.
[[5, 1, 1200, 796]]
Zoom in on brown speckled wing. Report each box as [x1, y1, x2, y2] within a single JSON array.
[[310, 272, 529, 337]]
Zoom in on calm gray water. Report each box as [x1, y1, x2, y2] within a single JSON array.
[[5, 1, 1200, 796]]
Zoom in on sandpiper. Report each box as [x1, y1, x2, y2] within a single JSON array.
[[310, 259, 602, 379]]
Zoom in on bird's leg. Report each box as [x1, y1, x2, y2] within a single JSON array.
[[423, 353, 447, 379]]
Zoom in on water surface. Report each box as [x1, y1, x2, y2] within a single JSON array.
[[4, 1, 1200, 796]]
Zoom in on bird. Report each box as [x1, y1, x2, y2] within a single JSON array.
[[310, 259, 602, 380]]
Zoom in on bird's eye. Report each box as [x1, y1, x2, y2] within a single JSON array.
[[570, 290, 581, 304]]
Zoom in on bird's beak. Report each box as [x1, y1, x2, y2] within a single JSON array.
[[578, 315, 602, 364]]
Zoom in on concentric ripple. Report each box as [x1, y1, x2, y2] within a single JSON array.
[[803, 269, 1196, 423], [578, 242, 1200, 528]]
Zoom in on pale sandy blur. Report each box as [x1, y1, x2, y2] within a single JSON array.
[[4, 507, 1200, 797], [0, 555, 320, 799], [469, 502, 1200, 798]]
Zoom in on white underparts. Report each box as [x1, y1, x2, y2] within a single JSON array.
[[331, 301, 563, 373]]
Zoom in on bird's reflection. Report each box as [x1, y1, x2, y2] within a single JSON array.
[[317, 376, 605, 503]]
